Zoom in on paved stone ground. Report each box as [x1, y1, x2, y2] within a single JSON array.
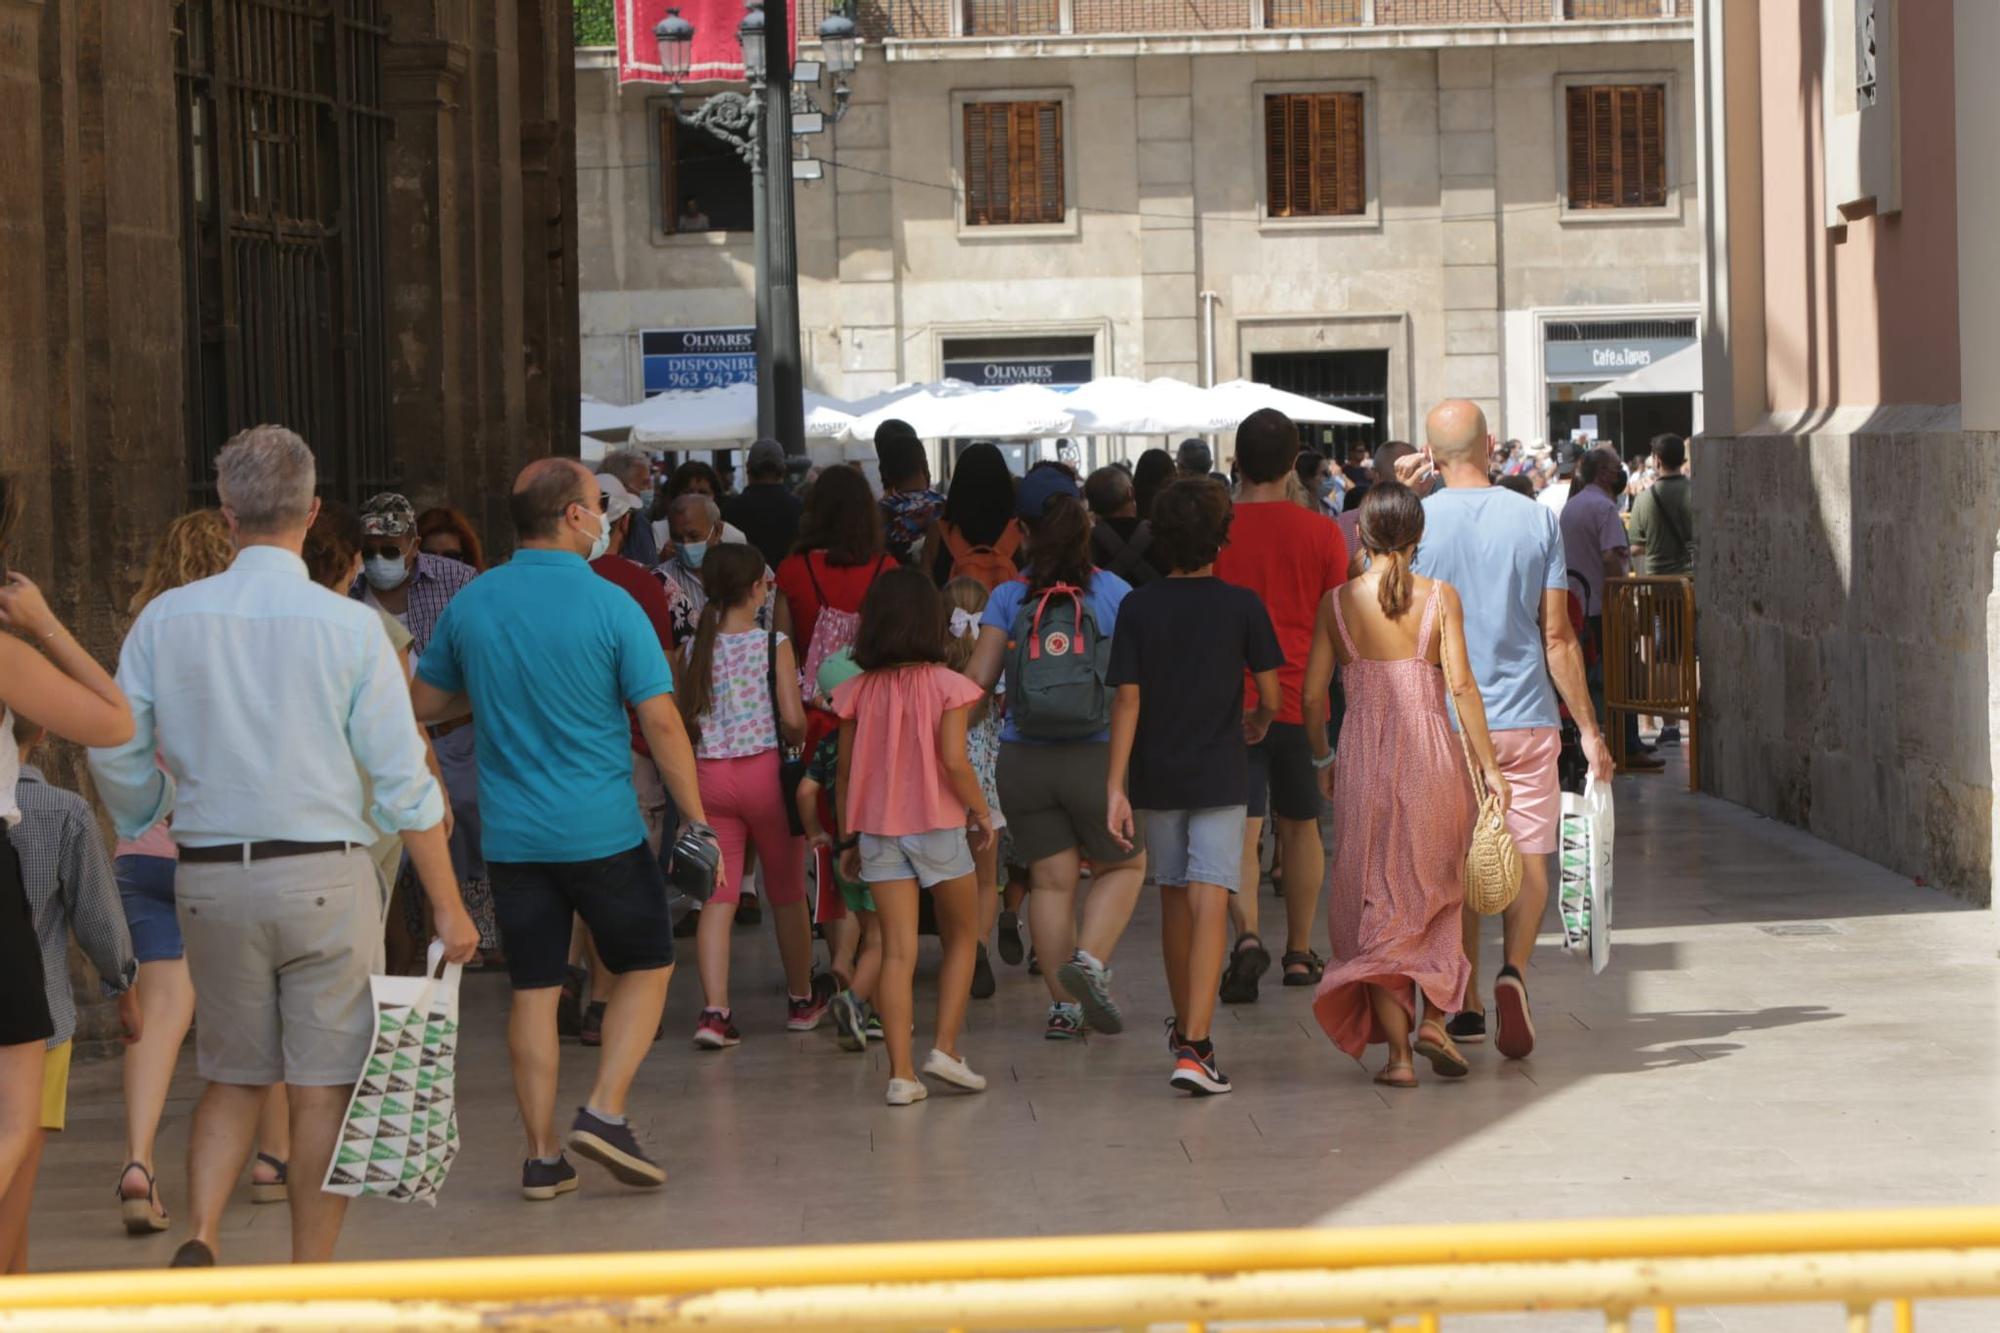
[[24, 754, 2000, 1329]]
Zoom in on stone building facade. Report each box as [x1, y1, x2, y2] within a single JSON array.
[[1, 0, 579, 1039], [1695, 0, 1998, 903], [580, 0, 1699, 470]]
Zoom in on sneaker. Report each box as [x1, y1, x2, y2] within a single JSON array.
[[971, 944, 996, 1000], [556, 963, 587, 1038], [692, 1008, 741, 1049], [1027, 947, 1041, 977], [831, 989, 867, 1052], [737, 894, 763, 926], [922, 1047, 987, 1092], [1056, 949, 1123, 1034], [521, 1154, 579, 1201], [1658, 725, 1682, 746], [862, 1007, 884, 1042], [1445, 1011, 1488, 1044], [1625, 751, 1666, 773], [565, 1108, 665, 1188], [787, 984, 832, 1032], [1493, 966, 1536, 1060], [1169, 1046, 1233, 1097], [1044, 1001, 1085, 1041], [579, 1000, 606, 1048], [170, 1239, 216, 1268], [1163, 1015, 1184, 1054], [886, 1077, 929, 1107], [996, 910, 1025, 965]]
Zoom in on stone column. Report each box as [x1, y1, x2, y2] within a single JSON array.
[[1137, 55, 1198, 384], [1437, 48, 1501, 428]]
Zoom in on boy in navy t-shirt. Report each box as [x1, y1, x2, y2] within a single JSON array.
[[1106, 478, 1282, 1096]]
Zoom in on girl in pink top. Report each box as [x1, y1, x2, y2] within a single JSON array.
[[831, 569, 994, 1107]]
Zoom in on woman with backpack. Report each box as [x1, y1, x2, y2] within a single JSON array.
[[775, 466, 893, 694], [930, 443, 1023, 590], [966, 468, 1144, 1042]]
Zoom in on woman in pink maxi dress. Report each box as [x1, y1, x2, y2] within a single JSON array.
[[1302, 481, 1510, 1087]]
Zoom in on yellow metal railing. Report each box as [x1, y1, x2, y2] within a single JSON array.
[[3, 1207, 1997, 1330], [1604, 573, 1698, 790]]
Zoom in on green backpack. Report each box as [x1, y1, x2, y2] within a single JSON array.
[[1005, 582, 1113, 740]]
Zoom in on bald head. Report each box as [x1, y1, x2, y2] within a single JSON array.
[[1425, 399, 1492, 467], [511, 457, 596, 543]]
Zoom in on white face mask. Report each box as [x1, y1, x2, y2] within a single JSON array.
[[581, 507, 611, 561], [363, 554, 409, 591]]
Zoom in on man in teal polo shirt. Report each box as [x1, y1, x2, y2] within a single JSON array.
[[414, 458, 713, 1201]]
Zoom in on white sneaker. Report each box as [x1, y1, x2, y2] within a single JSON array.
[[886, 1077, 929, 1106], [922, 1048, 988, 1092]]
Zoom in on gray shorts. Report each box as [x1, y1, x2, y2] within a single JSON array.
[[858, 828, 975, 888], [175, 847, 385, 1087], [1141, 806, 1248, 893]]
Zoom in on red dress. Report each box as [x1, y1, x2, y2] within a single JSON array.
[[1312, 582, 1474, 1058]]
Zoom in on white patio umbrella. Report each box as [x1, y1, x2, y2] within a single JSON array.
[[1581, 343, 1701, 400], [618, 382, 857, 444], [844, 379, 1077, 442], [1064, 376, 1229, 435], [580, 396, 628, 436], [1207, 378, 1374, 426]]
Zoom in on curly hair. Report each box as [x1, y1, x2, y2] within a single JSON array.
[[132, 509, 235, 613], [302, 499, 366, 592], [795, 464, 884, 566], [1149, 477, 1233, 573]]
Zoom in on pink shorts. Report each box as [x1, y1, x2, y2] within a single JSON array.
[[695, 751, 807, 908], [1491, 727, 1560, 855]]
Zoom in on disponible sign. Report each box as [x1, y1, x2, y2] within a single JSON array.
[[942, 357, 1094, 389], [1544, 337, 1694, 383], [642, 327, 756, 394]]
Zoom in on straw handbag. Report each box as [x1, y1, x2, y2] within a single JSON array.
[[1457, 728, 1522, 915]]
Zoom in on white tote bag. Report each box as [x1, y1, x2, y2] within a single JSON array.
[[1557, 775, 1614, 975], [324, 941, 463, 1205]]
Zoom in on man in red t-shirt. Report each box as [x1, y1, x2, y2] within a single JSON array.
[[1213, 410, 1349, 1002]]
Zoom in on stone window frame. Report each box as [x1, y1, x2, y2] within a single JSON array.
[[1253, 78, 1381, 235], [949, 87, 1082, 242], [1554, 69, 1682, 226], [645, 95, 755, 249]]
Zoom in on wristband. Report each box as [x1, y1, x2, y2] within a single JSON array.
[[1310, 748, 1337, 770]]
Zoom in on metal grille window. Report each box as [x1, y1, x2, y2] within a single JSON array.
[[963, 101, 1066, 227], [174, 0, 391, 505], [963, 0, 1060, 34], [1564, 83, 1668, 210], [1264, 0, 1363, 29], [1264, 92, 1365, 219], [1250, 350, 1388, 455]]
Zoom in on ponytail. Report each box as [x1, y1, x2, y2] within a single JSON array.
[[1375, 548, 1413, 620], [677, 596, 728, 751]]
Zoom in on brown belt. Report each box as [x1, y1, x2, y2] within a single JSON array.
[[180, 840, 350, 864]]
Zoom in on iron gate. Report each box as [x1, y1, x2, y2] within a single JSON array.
[[175, 0, 392, 505], [1249, 349, 1390, 459]]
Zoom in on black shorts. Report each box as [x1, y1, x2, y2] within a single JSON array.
[[0, 827, 54, 1046], [489, 842, 675, 990], [1246, 721, 1323, 824]]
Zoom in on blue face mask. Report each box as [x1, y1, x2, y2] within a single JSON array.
[[679, 541, 709, 570], [1315, 475, 1337, 503], [637, 488, 656, 512]]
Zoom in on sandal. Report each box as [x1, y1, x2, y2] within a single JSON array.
[[1374, 1060, 1418, 1089], [1281, 950, 1325, 986], [249, 1152, 289, 1205], [1413, 1021, 1471, 1079], [117, 1161, 169, 1236], [1218, 933, 1271, 1005]]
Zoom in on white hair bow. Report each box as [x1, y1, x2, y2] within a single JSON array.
[[949, 606, 981, 640]]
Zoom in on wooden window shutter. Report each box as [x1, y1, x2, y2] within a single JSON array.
[[1263, 95, 1291, 217], [1011, 102, 1039, 223], [1636, 83, 1666, 207], [965, 102, 1010, 225], [1319, 91, 1363, 215], [1564, 85, 1591, 207], [1568, 82, 1666, 210], [1034, 100, 1064, 223]]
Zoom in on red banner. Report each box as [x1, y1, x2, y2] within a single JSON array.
[[616, 0, 798, 86]]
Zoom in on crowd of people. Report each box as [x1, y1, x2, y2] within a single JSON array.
[[0, 398, 1694, 1271]]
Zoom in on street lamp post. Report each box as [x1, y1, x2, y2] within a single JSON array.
[[656, 2, 859, 467]]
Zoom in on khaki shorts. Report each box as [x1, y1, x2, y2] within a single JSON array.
[[40, 1040, 71, 1132], [996, 741, 1141, 869], [175, 847, 385, 1087]]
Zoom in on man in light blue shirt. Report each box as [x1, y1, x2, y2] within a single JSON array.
[[1412, 400, 1610, 1063], [414, 457, 711, 1203], [89, 425, 475, 1270]]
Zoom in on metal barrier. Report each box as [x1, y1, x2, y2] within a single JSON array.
[[1603, 574, 1698, 790], [4, 1206, 1998, 1330]]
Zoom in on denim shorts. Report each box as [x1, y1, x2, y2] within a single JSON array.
[[1141, 806, 1247, 893], [116, 855, 183, 963], [858, 828, 974, 889], [489, 842, 674, 990]]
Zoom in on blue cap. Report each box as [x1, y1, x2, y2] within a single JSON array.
[[1015, 465, 1080, 520]]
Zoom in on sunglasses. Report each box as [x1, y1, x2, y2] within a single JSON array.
[[363, 544, 405, 562]]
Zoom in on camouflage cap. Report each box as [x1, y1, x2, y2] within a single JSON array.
[[359, 492, 417, 538]]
